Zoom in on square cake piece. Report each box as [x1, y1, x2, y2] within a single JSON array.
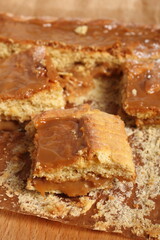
[[121, 60, 160, 126], [26, 105, 135, 197], [0, 13, 159, 62], [0, 46, 65, 122]]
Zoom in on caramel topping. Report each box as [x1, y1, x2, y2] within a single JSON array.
[[0, 14, 159, 58], [35, 118, 87, 170], [58, 62, 117, 101], [144, 70, 160, 94], [123, 61, 160, 114], [0, 121, 19, 131], [59, 67, 94, 100], [33, 177, 108, 197], [0, 46, 57, 100]]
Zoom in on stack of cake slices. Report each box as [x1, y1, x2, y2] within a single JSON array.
[[0, 13, 159, 240]]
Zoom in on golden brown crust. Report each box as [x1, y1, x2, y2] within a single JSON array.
[[136, 116, 160, 126]]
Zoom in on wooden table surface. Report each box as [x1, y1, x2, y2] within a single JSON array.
[[0, 0, 157, 239], [0, 210, 131, 240]]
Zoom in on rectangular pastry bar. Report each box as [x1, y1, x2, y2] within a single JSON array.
[[121, 60, 160, 126], [0, 46, 65, 122], [26, 105, 135, 197], [0, 13, 159, 62]]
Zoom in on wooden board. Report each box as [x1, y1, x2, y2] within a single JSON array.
[[0, 1, 158, 239], [0, 210, 131, 240]]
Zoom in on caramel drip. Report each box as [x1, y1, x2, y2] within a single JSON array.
[[0, 121, 19, 131], [33, 177, 109, 197]]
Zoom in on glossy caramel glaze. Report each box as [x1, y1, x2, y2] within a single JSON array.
[[34, 118, 87, 170], [0, 14, 159, 59], [122, 60, 160, 118], [0, 46, 59, 100], [0, 121, 19, 131]]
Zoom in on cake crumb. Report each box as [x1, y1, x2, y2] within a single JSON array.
[[132, 89, 137, 96], [75, 25, 88, 35]]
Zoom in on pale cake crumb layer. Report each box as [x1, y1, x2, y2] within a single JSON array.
[[0, 86, 65, 122]]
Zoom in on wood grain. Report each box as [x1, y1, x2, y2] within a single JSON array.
[[0, 0, 158, 239], [0, 209, 131, 240]]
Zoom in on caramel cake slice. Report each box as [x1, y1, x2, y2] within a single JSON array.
[[0, 46, 65, 122], [0, 13, 159, 62], [121, 60, 160, 126], [25, 105, 135, 197]]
